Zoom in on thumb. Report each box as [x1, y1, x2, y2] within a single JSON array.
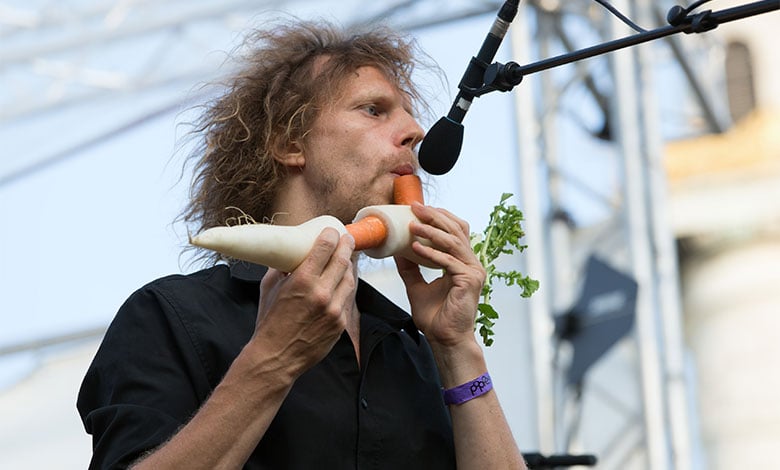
[[257, 267, 286, 320], [259, 267, 286, 294], [394, 255, 425, 288]]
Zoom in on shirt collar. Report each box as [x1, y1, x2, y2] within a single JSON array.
[[229, 260, 268, 282], [229, 261, 420, 341]]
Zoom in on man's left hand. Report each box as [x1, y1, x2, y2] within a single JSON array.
[[394, 202, 486, 349]]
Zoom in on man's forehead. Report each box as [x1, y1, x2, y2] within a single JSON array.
[[338, 66, 415, 109]]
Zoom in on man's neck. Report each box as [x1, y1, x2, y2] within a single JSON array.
[[269, 174, 320, 226], [344, 298, 361, 367]]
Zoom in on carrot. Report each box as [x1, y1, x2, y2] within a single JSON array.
[[345, 215, 388, 250], [393, 174, 424, 205], [345, 175, 422, 250]]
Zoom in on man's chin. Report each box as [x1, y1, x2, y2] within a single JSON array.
[[333, 193, 393, 224]]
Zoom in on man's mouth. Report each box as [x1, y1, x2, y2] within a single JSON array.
[[391, 164, 415, 176]]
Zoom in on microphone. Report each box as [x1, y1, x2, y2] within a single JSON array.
[[419, 0, 520, 175]]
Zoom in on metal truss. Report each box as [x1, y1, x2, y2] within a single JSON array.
[[512, 1, 732, 468], [0, 0, 505, 122], [0, 0, 507, 186]]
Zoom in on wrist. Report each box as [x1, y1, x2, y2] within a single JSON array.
[[429, 338, 487, 389], [227, 339, 299, 398], [442, 372, 493, 406]]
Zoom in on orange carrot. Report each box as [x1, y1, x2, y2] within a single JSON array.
[[346, 175, 421, 251], [346, 215, 388, 250], [393, 174, 424, 205]]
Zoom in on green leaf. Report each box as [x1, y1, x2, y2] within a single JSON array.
[[471, 192, 538, 346], [478, 303, 499, 319]]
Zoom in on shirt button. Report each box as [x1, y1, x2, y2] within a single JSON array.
[[360, 397, 369, 410]]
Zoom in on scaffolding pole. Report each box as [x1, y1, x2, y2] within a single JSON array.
[[609, 1, 671, 467], [511, 4, 556, 453]]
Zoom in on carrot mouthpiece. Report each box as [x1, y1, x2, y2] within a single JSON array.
[[393, 174, 424, 205], [346, 175, 422, 251], [346, 215, 388, 250]]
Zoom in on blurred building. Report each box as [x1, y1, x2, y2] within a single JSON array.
[[664, 3, 780, 467]]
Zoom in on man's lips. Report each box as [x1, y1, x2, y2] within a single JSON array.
[[391, 164, 415, 176]]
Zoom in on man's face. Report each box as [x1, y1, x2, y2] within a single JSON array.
[[300, 66, 424, 223]]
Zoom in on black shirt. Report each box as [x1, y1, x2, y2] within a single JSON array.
[[77, 263, 456, 469]]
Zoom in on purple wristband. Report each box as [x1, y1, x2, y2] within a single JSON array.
[[442, 373, 493, 406]]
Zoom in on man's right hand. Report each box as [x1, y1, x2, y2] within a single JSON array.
[[130, 228, 357, 470], [251, 227, 357, 379]]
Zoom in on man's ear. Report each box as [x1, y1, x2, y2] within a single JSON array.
[[272, 137, 305, 168]]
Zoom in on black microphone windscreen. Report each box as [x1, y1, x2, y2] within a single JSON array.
[[418, 116, 464, 175]]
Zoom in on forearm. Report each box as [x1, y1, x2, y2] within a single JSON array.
[[130, 341, 295, 470], [431, 341, 527, 470]]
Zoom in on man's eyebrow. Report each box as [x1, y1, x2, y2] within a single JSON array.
[[345, 82, 417, 116], [402, 100, 417, 117], [400, 89, 418, 116]]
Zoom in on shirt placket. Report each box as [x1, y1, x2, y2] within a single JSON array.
[[355, 322, 394, 469]]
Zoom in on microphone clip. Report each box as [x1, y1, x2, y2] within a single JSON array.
[[483, 61, 524, 93]]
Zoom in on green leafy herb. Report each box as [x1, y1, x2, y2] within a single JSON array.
[[471, 193, 539, 346]]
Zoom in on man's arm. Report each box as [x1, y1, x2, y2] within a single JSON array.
[[395, 202, 527, 470], [131, 229, 356, 470]]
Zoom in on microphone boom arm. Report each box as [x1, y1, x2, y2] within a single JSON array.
[[418, 0, 778, 175], [480, 1, 778, 96]]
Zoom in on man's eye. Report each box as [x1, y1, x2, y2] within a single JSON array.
[[365, 105, 380, 116]]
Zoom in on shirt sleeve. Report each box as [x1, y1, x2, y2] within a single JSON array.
[[77, 282, 212, 470]]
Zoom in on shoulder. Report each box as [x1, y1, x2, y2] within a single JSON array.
[[91, 264, 258, 389], [104, 264, 258, 349], [141, 264, 233, 296], [129, 264, 255, 312]]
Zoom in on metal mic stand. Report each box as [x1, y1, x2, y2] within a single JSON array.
[[466, 0, 778, 97], [523, 451, 597, 469], [479, 3, 777, 466]]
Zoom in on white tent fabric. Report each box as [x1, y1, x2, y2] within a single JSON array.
[[0, 341, 98, 469]]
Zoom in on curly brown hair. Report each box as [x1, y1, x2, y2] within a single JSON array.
[[179, 20, 432, 264]]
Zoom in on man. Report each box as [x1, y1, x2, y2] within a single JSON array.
[[78, 20, 526, 469]]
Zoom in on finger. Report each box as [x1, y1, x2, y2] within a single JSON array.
[[259, 267, 285, 291], [296, 227, 342, 275], [409, 241, 486, 304], [327, 252, 358, 313], [257, 267, 286, 321], [432, 206, 471, 237], [408, 219, 478, 268], [305, 236, 356, 332], [259, 267, 289, 304], [394, 255, 426, 288], [319, 232, 355, 284], [410, 202, 470, 238], [408, 240, 463, 273]]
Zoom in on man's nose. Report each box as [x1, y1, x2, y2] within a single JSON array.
[[397, 112, 425, 149]]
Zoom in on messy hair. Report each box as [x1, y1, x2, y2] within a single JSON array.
[[179, 20, 430, 264]]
